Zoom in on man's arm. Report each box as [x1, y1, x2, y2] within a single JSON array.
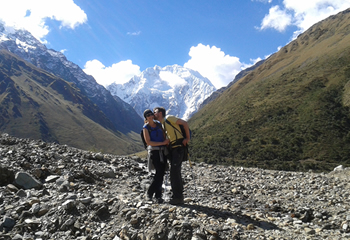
[[176, 118, 190, 146]]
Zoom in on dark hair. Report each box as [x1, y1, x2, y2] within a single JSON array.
[[143, 109, 153, 119], [154, 107, 166, 117]]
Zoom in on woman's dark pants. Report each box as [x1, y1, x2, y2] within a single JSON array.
[[147, 150, 166, 199]]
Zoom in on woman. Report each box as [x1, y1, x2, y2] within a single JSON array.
[[143, 109, 169, 203]]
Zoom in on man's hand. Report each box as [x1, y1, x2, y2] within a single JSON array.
[[182, 138, 190, 146], [176, 119, 190, 146]]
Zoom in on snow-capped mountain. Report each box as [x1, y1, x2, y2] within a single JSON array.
[[0, 23, 142, 134], [107, 65, 216, 120]]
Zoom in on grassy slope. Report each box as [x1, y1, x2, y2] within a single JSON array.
[[0, 50, 143, 155], [189, 9, 350, 172]]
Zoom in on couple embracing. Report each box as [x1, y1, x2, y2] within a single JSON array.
[[142, 107, 190, 205]]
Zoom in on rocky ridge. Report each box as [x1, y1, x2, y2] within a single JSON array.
[[107, 65, 216, 120], [0, 133, 349, 240], [0, 23, 142, 134]]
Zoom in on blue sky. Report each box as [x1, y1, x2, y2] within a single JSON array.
[[1, 0, 350, 89]]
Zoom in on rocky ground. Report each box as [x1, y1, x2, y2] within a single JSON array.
[[0, 133, 350, 240]]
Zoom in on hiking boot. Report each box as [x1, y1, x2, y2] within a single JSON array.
[[169, 198, 184, 205], [156, 198, 164, 204]]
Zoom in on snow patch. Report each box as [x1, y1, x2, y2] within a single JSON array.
[[159, 71, 187, 88], [15, 38, 36, 52], [0, 34, 9, 42]]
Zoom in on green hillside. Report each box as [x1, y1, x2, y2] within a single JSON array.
[[0, 49, 143, 155], [189, 9, 350, 172]]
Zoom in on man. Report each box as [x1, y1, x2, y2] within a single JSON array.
[[153, 107, 190, 205]]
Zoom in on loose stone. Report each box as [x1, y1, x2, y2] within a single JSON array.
[[1, 134, 350, 239]]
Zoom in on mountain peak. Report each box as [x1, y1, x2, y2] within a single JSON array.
[[107, 64, 216, 120]]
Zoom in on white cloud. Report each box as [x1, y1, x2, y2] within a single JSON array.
[[241, 57, 263, 70], [254, 0, 273, 4], [0, 0, 87, 42], [260, 0, 350, 35], [83, 59, 141, 87], [251, 57, 263, 64], [184, 44, 242, 89], [260, 5, 292, 32], [127, 31, 141, 36]]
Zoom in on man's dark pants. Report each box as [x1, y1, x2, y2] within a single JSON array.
[[169, 146, 186, 199]]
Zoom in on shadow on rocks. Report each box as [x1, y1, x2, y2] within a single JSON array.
[[181, 203, 281, 231]]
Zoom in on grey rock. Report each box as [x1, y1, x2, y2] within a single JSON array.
[[6, 184, 19, 193], [22, 232, 35, 239], [2, 216, 16, 228], [30, 203, 40, 214], [65, 193, 78, 200], [45, 175, 60, 183], [80, 197, 93, 204], [14, 172, 42, 190], [12, 234, 23, 240], [37, 203, 49, 216], [305, 227, 316, 235], [2, 134, 350, 240], [62, 200, 76, 210], [16, 189, 27, 198], [333, 165, 344, 171], [19, 210, 33, 219], [55, 176, 67, 186], [96, 205, 110, 220], [301, 209, 313, 223], [102, 169, 116, 178]]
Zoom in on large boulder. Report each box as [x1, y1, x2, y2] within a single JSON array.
[[14, 172, 42, 190]]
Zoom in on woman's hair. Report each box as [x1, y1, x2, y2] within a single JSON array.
[[143, 109, 153, 119]]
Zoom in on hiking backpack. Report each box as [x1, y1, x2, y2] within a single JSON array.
[[165, 118, 192, 162], [165, 119, 192, 140]]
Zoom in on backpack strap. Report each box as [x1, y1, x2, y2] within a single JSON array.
[[165, 118, 185, 148], [155, 121, 167, 140], [165, 119, 183, 138], [154, 121, 162, 130], [146, 122, 161, 131], [147, 122, 164, 139], [145, 123, 151, 132]]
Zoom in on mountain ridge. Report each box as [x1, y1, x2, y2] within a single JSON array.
[[0, 23, 142, 134], [188, 8, 350, 171], [107, 64, 216, 120], [0, 49, 142, 154]]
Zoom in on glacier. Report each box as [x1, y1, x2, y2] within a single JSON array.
[[107, 65, 216, 120]]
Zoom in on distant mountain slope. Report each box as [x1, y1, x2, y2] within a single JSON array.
[[0, 23, 142, 134], [189, 8, 350, 171], [107, 65, 216, 120], [0, 49, 142, 155], [199, 60, 265, 110]]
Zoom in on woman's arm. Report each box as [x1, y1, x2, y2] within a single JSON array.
[[143, 128, 170, 147]]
